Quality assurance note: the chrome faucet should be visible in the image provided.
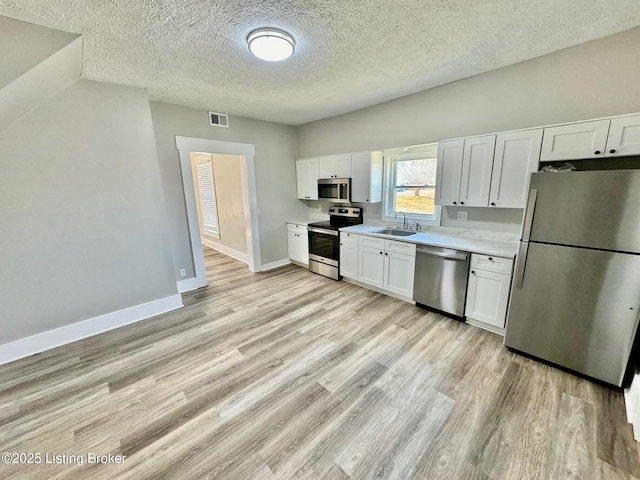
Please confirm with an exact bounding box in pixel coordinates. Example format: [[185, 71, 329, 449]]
[[394, 211, 407, 229]]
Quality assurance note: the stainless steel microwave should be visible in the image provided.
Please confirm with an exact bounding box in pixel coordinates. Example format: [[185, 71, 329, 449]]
[[318, 178, 350, 203]]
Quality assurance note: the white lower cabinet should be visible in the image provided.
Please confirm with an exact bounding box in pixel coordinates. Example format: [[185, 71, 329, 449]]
[[358, 245, 384, 288], [465, 254, 513, 333], [383, 250, 416, 298], [287, 223, 308, 265], [339, 232, 359, 280], [356, 235, 416, 299]]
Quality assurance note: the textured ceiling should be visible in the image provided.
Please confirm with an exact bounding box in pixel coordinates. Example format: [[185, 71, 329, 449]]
[[1, 1, 640, 125]]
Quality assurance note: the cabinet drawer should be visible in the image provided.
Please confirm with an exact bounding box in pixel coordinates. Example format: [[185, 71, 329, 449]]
[[384, 239, 416, 256], [470, 254, 513, 274], [287, 222, 307, 233], [359, 235, 385, 249], [340, 232, 359, 245]]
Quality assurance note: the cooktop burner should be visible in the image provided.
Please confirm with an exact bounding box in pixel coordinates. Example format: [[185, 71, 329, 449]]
[[308, 206, 363, 231]]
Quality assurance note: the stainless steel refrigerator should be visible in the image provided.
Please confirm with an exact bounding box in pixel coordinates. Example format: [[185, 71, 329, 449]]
[[505, 169, 640, 387]]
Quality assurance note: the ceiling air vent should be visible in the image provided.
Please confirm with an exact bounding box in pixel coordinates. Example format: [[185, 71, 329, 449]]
[[209, 111, 229, 128]]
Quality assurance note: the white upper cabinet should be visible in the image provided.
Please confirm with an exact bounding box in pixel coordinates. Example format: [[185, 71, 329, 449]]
[[606, 114, 640, 157], [436, 136, 495, 207], [459, 135, 496, 207], [296, 158, 319, 200], [351, 151, 383, 203], [489, 129, 543, 209], [318, 153, 352, 178], [435, 139, 464, 206], [540, 120, 610, 161]]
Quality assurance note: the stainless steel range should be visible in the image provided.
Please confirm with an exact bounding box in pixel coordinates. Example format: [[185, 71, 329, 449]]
[[308, 206, 362, 280]]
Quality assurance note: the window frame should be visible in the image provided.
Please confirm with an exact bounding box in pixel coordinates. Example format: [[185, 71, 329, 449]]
[[382, 144, 441, 226]]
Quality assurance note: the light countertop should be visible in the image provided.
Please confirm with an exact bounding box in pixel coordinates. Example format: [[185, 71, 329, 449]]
[[286, 219, 318, 226], [340, 225, 519, 258]]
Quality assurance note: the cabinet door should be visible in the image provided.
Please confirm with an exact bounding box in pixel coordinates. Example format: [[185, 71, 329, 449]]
[[296, 158, 319, 200], [383, 251, 416, 298], [318, 156, 335, 178], [287, 230, 298, 259], [540, 120, 610, 161], [334, 153, 352, 178], [459, 135, 495, 207], [351, 151, 383, 203], [606, 115, 640, 157], [358, 245, 384, 288], [296, 159, 308, 200], [288, 231, 306, 263], [465, 269, 510, 328], [435, 140, 464, 206], [339, 241, 358, 280], [297, 232, 308, 265], [489, 129, 542, 209]]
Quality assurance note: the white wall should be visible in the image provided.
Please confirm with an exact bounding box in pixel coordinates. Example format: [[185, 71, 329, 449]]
[[149, 101, 307, 279], [297, 26, 640, 232], [0, 15, 78, 89], [297, 27, 640, 156], [191, 152, 248, 255], [211, 153, 247, 254], [0, 80, 178, 344]]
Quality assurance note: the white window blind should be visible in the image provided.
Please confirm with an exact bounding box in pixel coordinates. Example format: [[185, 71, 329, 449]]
[[196, 160, 220, 235]]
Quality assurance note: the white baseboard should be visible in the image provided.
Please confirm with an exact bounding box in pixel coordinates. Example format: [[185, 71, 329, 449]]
[[177, 276, 206, 293], [625, 374, 640, 441], [201, 238, 248, 264], [261, 258, 292, 271], [0, 294, 183, 366]]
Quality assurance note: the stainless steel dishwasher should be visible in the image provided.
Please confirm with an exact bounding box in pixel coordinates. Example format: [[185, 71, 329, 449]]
[[413, 245, 470, 319]]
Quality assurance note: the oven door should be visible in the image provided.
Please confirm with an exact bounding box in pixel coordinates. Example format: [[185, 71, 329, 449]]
[[308, 228, 339, 266]]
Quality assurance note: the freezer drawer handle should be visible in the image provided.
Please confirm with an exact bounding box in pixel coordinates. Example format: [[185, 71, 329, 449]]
[[514, 242, 529, 289], [416, 246, 468, 261]]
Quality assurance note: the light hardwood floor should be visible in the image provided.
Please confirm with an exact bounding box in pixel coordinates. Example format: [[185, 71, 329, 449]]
[[1, 247, 639, 479]]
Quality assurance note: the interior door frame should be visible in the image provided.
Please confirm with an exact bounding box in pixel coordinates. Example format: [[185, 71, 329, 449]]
[[175, 136, 261, 292]]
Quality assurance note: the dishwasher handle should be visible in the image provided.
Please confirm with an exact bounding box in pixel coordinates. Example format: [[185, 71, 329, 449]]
[[416, 246, 468, 261]]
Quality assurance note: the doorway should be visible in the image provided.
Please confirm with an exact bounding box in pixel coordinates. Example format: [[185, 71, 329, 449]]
[[175, 137, 261, 293], [190, 152, 248, 263]]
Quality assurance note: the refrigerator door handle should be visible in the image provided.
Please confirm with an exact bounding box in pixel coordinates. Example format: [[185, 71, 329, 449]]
[[522, 189, 538, 242], [514, 241, 529, 289]]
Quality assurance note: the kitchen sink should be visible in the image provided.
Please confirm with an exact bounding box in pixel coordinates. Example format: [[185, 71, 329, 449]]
[[373, 228, 417, 237]]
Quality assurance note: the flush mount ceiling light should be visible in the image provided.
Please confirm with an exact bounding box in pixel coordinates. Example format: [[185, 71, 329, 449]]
[[247, 28, 295, 62]]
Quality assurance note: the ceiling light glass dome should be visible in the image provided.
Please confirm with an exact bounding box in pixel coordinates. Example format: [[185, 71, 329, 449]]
[[247, 28, 295, 62]]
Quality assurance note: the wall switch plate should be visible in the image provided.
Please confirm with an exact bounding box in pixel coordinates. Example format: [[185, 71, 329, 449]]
[[457, 211, 468, 221], [179, 269, 187, 277]]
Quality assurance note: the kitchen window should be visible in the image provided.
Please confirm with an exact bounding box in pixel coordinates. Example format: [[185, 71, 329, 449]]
[[383, 143, 441, 225]]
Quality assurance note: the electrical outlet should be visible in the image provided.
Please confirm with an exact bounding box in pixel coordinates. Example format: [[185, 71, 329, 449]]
[[457, 211, 468, 221], [179, 269, 187, 277]]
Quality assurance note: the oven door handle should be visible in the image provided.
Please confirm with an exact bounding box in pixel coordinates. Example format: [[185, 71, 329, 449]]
[[308, 227, 339, 236]]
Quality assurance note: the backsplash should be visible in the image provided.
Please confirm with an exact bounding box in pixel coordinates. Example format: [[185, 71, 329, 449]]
[[302, 200, 521, 242]]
